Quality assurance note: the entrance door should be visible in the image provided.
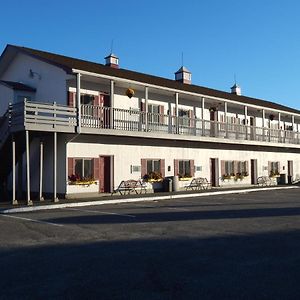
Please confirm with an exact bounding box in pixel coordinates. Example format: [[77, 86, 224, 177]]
[[288, 160, 293, 184], [99, 156, 113, 193], [250, 159, 258, 184], [210, 158, 219, 187]]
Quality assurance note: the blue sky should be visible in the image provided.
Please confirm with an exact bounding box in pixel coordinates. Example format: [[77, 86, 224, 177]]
[[1, 0, 300, 108]]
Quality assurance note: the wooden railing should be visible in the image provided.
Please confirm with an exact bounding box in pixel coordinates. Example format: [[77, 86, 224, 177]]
[[0, 101, 299, 146]]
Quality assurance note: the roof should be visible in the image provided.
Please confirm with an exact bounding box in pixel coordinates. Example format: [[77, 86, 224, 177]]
[[0, 80, 36, 92], [2, 44, 300, 115], [175, 66, 191, 74]]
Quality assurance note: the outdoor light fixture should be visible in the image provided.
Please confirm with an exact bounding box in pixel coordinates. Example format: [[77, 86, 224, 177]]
[[125, 88, 135, 98]]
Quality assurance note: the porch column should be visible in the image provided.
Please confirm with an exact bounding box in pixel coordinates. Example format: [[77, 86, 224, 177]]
[[292, 115, 295, 143], [278, 112, 281, 142], [262, 109, 265, 141], [145, 86, 149, 132], [110, 80, 114, 129], [17, 153, 23, 200], [168, 102, 172, 133], [25, 130, 32, 205], [193, 106, 197, 135], [201, 97, 205, 136], [12, 136, 17, 205], [244, 106, 248, 140], [53, 132, 59, 202], [175, 92, 179, 134], [76, 73, 81, 133], [39, 140, 44, 201], [224, 102, 228, 138]]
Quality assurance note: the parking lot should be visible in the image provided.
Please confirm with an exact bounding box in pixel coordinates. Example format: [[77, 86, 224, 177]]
[[1, 188, 300, 299]]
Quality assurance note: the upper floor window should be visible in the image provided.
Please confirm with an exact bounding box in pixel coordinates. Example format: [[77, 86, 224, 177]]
[[148, 104, 160, 123], [81, 94, 94, 105], [178, 109, 190, 127]]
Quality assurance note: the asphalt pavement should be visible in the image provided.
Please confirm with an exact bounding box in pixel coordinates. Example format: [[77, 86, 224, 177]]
[[1, 188, 300, 299]]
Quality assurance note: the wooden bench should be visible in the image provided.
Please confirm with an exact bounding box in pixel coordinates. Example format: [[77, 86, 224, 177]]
[[112, 179, 147, 195], [257, 176, 276, 186], [185, 177, 212, 191]]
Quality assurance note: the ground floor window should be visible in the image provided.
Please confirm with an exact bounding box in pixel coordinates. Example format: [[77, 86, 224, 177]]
[[269, 161, 280, 177], [221, 160, 249, 179], [174, 159, 195, 178], [74, 158, 93, 180], [141, 158, 165, 180]]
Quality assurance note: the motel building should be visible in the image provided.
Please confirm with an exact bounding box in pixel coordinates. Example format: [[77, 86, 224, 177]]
[[0, 44, 300, 205]]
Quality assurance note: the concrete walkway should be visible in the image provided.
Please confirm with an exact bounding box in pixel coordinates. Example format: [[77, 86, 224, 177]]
[[1, 185, 299, 214]]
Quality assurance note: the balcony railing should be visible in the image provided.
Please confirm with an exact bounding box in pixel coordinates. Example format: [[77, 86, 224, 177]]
[[1, 101, 299, 147], [81, 104, 300, 145]]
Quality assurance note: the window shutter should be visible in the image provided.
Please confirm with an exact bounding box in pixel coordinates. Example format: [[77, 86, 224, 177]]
[[93, 158, 99, 180], [141, 159, 147, 178], [190, 160, 195, 177], [159, 105, 164, 124], [221, 160, 225, 175], [68, 91, 74, 107], [245, 161, 249, 174], [277, 162, 280, 173], [160, 159, 165, 177], [99, 94, 104, 106], [68, 158, 74, 177], [268, 161, 271, 173], [93, 95, 100, 106], [174, 159, 179, 176]]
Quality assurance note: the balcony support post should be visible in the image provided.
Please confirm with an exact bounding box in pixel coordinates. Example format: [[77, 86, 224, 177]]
[[12, 136, 18, 205], [25, 130, 32, 206], [224, 102, 228, 138], [175, 92, 179, 134], [262, 109, 265, 141], [145, 86, 149, 132], [244, 106, 248, 140], [201, 97, 205, 136], [39, 140, 44, 201], [278, 112, 281, 142], [193, 106, 197, 136], [76, 73, 81, 133], [168, 102, 172, 133], [53, 132, 59, 202], [110, 80, 114, 129]]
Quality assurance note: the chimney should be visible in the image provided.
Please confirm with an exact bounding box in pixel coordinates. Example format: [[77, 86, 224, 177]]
[[105, 53, 119, 68], [175, 66, 191, 84], [231, 83, 242, 96]]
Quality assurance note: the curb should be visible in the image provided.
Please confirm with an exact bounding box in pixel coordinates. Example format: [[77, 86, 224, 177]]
[[1, 186, 298, 214]]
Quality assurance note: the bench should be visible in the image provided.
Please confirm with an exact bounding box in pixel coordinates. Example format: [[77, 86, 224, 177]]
[[185, 177, 212, 191], [112, 179, 147, 195], [257, 176, 276, 186]]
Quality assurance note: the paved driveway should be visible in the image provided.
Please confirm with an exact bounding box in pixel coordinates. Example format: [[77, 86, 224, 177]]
[[1, 188, 300, 299]]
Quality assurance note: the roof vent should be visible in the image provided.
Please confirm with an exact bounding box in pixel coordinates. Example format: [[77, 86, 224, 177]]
[[231, 83, 242, 96], [105, 53, 119, 68], [175, 66, 191, 84]]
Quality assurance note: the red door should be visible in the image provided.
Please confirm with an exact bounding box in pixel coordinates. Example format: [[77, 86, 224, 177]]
[[99, 156, 113, 193]]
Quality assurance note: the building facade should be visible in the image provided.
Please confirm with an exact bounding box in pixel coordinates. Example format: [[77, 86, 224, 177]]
[[0, 44, 300, 204]]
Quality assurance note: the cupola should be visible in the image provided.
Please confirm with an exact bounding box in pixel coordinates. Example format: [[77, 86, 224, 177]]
[[231, 83, 242, 96], [175, 66, 192, 84], [104, 53, 119, 68]]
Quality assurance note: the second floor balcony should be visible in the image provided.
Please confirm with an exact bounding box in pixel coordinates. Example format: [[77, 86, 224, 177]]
[[2, 100, 300, 148]]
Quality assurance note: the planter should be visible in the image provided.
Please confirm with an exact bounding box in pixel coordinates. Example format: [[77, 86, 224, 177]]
[[179, 177, 193, 181]]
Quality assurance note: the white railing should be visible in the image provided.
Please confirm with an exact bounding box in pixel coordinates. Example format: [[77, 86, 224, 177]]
[[1, 102, 300, 146]]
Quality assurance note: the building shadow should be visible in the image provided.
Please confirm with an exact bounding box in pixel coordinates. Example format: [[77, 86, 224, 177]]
[[1, 230, 300, 299]]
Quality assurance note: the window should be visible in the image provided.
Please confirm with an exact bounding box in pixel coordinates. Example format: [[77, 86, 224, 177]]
[[237, 161, 247, 174], [225, 161, 234, 175], [178, 109, 190, 127], [269, 161, 280, 176], [179, 160, 191, 177], [75, 159, 93, 179], [147, 159, 161, 174], [81, 94, 94, 105], [148, 104, 160, 124]]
